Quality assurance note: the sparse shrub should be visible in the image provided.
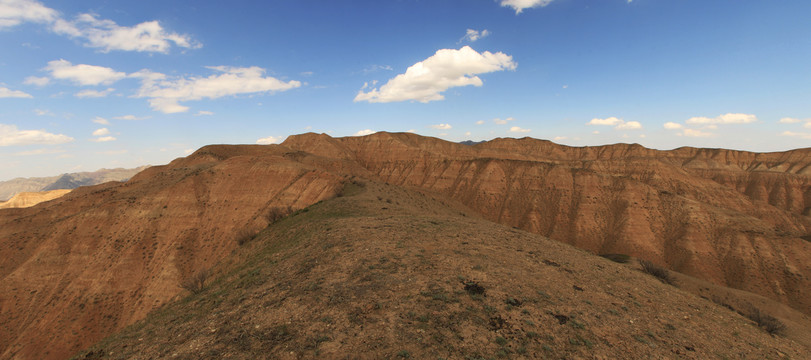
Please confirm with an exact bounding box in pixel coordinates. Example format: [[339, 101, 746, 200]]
[[264, 206, 292, 224], [639, 260, 675, 285], [235, 228, 257, 246], [494, 336, 507, 346], [464, 281, 485, 296], [600, 253, 631, 263], [396, 350, 411, 358], [180, 269, 209, 294], [743, 305, 786, 335]]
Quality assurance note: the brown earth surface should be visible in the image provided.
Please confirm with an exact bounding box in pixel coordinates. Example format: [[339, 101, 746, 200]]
[[0, 189, 72, 209], [75, 180, 808, 359], [0, 132, 809, 359]]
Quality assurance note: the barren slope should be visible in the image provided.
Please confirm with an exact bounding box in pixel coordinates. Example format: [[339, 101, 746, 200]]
[[0, 146, 355, 359], [0, 189, 72, 209], [74, 180, 808, 359], [283, 133, 811, 315]]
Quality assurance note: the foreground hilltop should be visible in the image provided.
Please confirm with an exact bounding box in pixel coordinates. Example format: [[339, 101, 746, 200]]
[[76, 180, 807, 359], [0, 132, 808, 359]]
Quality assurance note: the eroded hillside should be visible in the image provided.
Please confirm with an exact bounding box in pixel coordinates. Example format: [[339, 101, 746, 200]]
[[282, 132, 811, 315], [75, 180, 808, 359]]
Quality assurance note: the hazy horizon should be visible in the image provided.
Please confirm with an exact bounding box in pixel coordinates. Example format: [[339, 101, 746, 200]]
[[1, 0, 810, 180]]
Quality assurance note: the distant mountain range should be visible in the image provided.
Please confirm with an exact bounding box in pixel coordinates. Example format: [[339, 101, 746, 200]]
[[0, 166, 149, 201]]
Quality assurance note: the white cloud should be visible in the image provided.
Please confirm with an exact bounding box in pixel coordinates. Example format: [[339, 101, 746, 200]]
[[91, 136, 116, 142], [587, 117, 623, 126], [354, 46, 516, 103], [805, 122, 811, 129], [52, 13, 198, 53], [781, 131, 811, 140], [553, 136, 567, 141], [462, 29, 490, 42], [0, 0, 57, 28], [92, 116, 109, 125], [779, 117, 802, 124], [616, 121, 642, 130], [493, 117, 515, 125], [112, 114, 150, 121], [75, 87, 114, 98], [92, 128, 109, 136], [686, 113, 757, 125], [1, 0, 197, 53], [134, 66, 301, 113], [682, 128, 713, 138], [588, 117, 642, 130], [0, 86, 32, 98], [476, 120, 485, 125], [33, 108, 53, 116], [406, 129, 416, 133], [510, 126, 531, 133], [354, 129, 375, 136], [45, 59, 126, 86], [592, 130, 599, 134], [500, 0, 554, 14], [23, 76, 50, 86], [430, 123, 452, 130], [195, 110, 214, 116], [663, 122, 683, 130], [256, 135, 282, 145], [0, 123, 73, 146]]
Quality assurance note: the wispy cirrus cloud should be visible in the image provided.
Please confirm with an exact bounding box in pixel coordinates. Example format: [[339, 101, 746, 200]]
[[354, 46, 516, 103], [1, 0, 198, 53], [0, 86, 32, 98], [75, 88, 114, 98], [133, 66, 302, 113]]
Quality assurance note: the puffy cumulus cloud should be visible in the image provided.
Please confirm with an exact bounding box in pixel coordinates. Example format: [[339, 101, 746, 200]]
[[587, 117, 642, 130], [686, 113, 757, 125], [354, 46, 516, 103], [0, 123, 73, 146], [0, 0, 57, 28], [509, 126, 531, 133], [616, 121, 642, 130], [553, 136, 567, 141], [91, 136, 116, 142], [256, 135, 282, 145], [0, 86, 32, 98], [354, 129, 375, 136], [23, 76, 50, 86], [462, 29, 489, 42], [663, 122, 683, 130], [682, 129, 713, 138], [45, 59, 126, 86], [75, 87, 114, 98], [500, 0, 554, 14], [52, 13, 199, 53], [134, 66, 302, 113], [430, 123, 452, 130], [92, 128, 109, 136], [475, 120, 485, 125], [781, 131, 811, 140], [493, 117, 515, 125]]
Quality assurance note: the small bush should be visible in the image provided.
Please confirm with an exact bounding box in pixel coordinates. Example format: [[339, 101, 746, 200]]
[[600, 253, 631, 263], [639, 260, 675, 285], [265, 206, 292, 224], [744, 305, 786, 335], [235, 228, 257, 246], [180, 269, 209, 294]]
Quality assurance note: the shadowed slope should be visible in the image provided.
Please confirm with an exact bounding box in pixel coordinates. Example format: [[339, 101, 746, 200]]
[[74, 181, 808, 359]]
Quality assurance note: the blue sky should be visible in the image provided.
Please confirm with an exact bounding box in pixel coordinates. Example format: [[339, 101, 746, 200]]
[[1, 0, 810, 180]]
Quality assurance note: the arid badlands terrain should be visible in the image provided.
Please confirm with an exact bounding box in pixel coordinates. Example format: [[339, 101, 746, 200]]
[[1, 132, 809, 359]]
